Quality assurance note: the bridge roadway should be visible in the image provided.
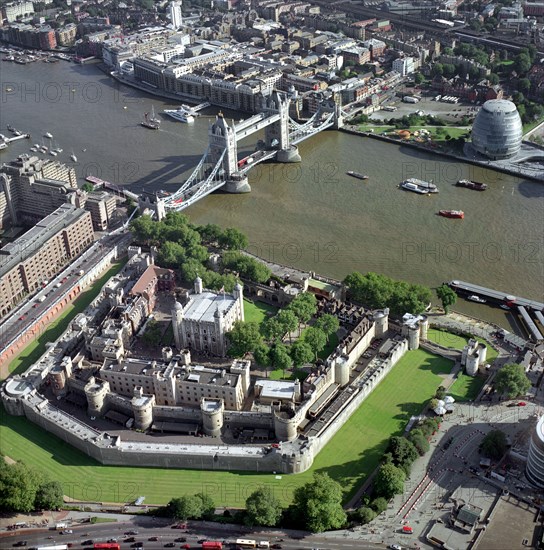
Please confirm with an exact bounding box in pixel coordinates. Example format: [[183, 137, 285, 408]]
[[234, 112, 281, 140]]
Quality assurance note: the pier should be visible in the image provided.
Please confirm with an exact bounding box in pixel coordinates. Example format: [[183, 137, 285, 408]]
[[448, 280, 544, 341]]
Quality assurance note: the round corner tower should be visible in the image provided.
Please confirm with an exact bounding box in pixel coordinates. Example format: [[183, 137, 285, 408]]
[[200, 397, 224, 437]]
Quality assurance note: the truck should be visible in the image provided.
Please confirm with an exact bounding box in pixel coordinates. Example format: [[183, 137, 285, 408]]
[[402, 96, 419, 103], [78, 269, 84, 276], [38, 295, 46, 303]]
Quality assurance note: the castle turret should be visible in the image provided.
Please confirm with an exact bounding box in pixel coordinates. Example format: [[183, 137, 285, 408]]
[[131, 386, 155, 430], [234, 282, 244, 322], [84, 377, 110, 417], [334, 357, 350, 387], [408, 325, 420, 350], [201, 398, 224, 437], [194, 276, 203, 294], [274, 404, 297, 441], [373, 308, 389, 338], [420, 315, 428, 340], [231, 359, 251, 396]]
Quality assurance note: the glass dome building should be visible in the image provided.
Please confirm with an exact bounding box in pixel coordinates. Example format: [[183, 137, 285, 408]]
[[526, 415, 544, 488], [471, 99, 523, 160]]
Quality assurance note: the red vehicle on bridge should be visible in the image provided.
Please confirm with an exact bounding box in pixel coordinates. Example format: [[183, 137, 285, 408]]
[[201, 542, 223, 549], [94, 544, 121, 550]]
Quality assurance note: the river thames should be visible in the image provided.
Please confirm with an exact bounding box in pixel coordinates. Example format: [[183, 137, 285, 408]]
[[1, 60, 542, 328]]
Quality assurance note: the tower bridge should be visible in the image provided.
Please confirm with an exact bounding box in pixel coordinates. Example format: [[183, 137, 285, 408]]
[[142, 91, 345, 217]]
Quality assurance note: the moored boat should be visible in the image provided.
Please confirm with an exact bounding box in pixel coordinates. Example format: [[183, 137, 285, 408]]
[[44, 132, 53, 139], [346, 171, 369, 180], [467, 295, 486, 303], [163, 107, 195, 123], [455, 179, 487, 191], [438, 210, 464, 219]]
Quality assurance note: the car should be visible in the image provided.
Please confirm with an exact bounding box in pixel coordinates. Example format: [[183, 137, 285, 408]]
[[271, 545, 282, 550], [174, 538, 187, 543], [148, 537, 159, 541], [507, 402, 517, 407], [389, 545, 402, 550], [181, 545, 190, 550], [18, 315, 26, 321], [13, 542, 28, 547], [125, 531, 139, 536], [62, 530, 73, 535], [82, 541, 94, 546], [402, 526, 413, 534], [107, 539, 118, 543], [172, 523, 187, 529], [164, 544, 176, 548], [518, 401, 527, 406], [124, 537, 136, 543], [130, 544, 143, 549]]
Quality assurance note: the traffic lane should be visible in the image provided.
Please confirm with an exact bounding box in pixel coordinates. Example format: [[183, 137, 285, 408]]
[[0, 523, 387, 550]]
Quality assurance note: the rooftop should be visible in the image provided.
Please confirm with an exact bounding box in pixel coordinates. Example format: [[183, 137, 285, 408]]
[[256, 379, 297, 401], [182, 290, 237, 324]]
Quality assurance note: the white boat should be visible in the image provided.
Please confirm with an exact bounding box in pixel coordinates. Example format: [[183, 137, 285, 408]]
[[55, 147, 63, 153], [467, 295, 486, 304], [41, 146, 48, 152], [50, 150, 58, 157], [70, 151, 78, 162], [400, 178, 439, 194], [30, 146, 37, 152], [163, 107, 194, 123], [44, 132, 53, 139], [0, 141, 7, 150]]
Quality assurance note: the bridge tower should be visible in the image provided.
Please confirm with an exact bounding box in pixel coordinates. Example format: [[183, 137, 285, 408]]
[[265, 90, 301, 163], [333, 101, 344, 130], [209, 113, 251, 194]]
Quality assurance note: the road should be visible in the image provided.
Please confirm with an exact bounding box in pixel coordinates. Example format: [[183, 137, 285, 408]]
[[0, 231, 130, 352], [0, 520, 388, 550]]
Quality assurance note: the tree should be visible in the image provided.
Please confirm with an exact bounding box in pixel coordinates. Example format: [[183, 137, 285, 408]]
[[373, 463, 406, 500], [488, 73, 500, 85], [167, 495, 202, 521], [0, 461, 44, 513], [197, 223, 223, 244], [263, 317, 286, 343], [357, 506, 376, 524], [292, 473, 347, 532], [514, 52, 532, 75], [315, 314, 340, 342], [253, 343, 271, 369], [142, 319, 162, 346], [34, 481, 63, 511], [290, 339, 314, 367], [275, 309, 298, 342], [130, 214, 160, 245], [387, 436, 418, 474], [517, 78, 531, 94], [494, 363, 531, 399], [287, 293, 317, 329], [414, 72, 424, 85], [408, 429, 430, 456], [227, 321, 263, 357], [431, 63, 444, 77], [435, 386, 447, 400], [270, 343, 293, 377], [218, 227, 248, 250], [82, 182, 94, 192], [303, 327, 327, 360], [157, 241, 186, 268], [480, 429, 508, 460], [179, 259, 206, 283], [370, 497, 388, 515], [245, 486, 283, 527], [442, 63, 456, 79], [194, 492, 215, 520]]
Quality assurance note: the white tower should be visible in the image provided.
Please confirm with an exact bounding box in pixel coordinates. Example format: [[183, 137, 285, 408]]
[[169, 0, 183, 30]]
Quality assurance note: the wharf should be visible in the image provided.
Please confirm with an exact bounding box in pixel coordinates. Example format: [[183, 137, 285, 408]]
[[448, 280, 543, 312]]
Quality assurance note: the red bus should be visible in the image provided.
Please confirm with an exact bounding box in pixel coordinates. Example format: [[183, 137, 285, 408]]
[[94, 544, 121, 550], [202, 542, 223, 549]]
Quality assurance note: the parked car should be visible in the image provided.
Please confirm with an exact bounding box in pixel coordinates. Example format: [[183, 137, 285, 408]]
[[518, 401, 527, 407]]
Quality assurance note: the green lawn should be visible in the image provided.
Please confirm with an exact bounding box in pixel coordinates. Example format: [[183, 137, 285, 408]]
[[5, 262, 126, 379], [0, 347, 453, 507], [426, 328, 498, 363], [243, 299, 277, 333], [357, 124, 469, 142], [448, 372, 485, 402]]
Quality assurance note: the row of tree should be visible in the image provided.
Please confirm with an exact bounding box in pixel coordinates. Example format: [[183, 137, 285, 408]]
[[356, 417, 439, 524], [0, 460, 63, 513], [130, 213, 274, 293], [161, 473, 347, 533], [343, 272, 432, 315]]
